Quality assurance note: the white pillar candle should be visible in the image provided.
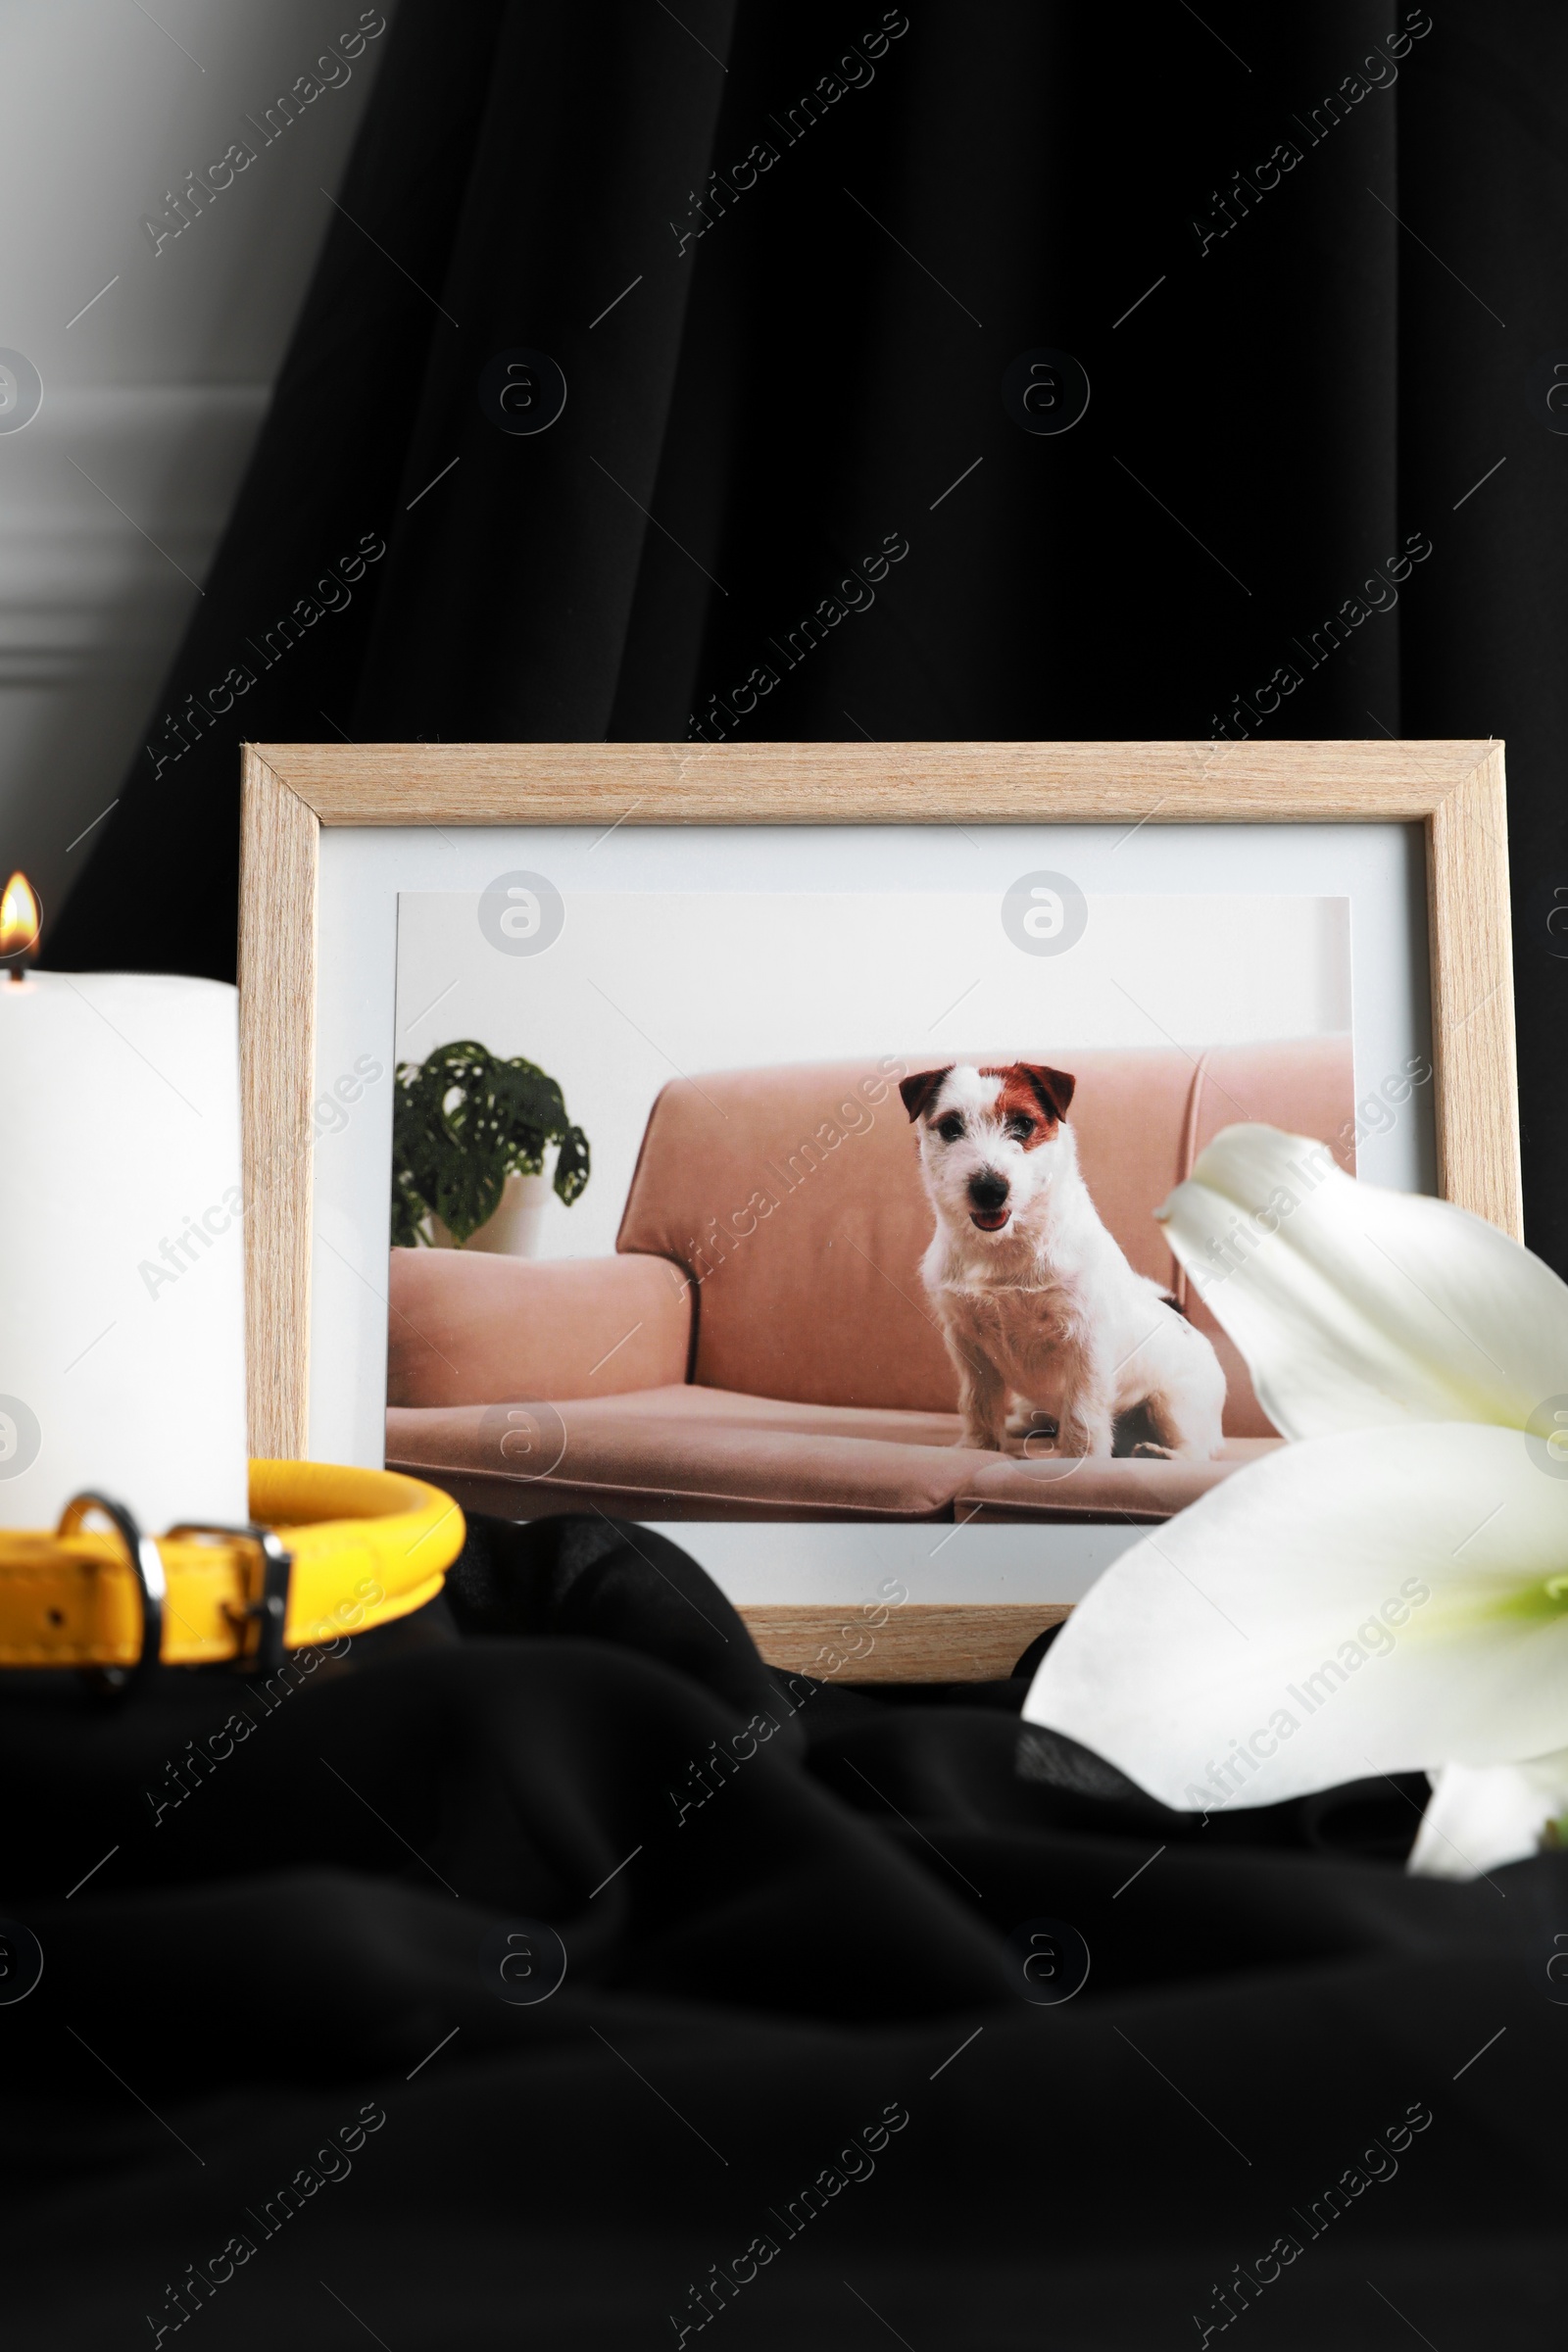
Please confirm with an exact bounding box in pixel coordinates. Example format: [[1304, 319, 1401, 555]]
[[0, 968, 248, 1532]]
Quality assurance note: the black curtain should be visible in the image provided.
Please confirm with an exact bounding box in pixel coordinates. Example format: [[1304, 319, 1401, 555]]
[[46, 0, 1568, 1269]]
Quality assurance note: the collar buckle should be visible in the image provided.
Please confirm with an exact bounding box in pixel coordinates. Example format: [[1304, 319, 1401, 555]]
[[166, 1522, 294, 1674]]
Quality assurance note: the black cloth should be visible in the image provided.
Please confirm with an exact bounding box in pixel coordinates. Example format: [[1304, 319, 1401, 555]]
[[43, 0, 1568, 1278], [7, 1516, 1560, 2345]]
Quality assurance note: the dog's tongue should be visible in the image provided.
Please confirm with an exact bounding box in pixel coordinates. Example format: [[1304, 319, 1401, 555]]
[[970, 1208, 1010, 1232]]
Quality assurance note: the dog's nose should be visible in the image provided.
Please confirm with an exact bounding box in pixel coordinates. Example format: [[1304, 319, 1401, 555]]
[[968, 1170, 1009, 1212]]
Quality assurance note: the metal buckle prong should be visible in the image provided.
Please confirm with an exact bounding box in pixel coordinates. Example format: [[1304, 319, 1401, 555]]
[[166, 1521, 293, 1675]]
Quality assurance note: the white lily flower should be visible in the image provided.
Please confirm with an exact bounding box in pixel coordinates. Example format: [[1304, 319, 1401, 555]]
[[1411, 1748, 1568, 1880], [1022, 1125, 1568, 1879]]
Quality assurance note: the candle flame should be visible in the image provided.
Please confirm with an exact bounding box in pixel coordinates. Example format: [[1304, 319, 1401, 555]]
[[0, 871, 41, 960]]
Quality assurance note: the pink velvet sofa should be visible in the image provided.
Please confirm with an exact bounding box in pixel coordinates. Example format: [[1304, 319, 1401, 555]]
[[385, 1039, 1352, 1523]]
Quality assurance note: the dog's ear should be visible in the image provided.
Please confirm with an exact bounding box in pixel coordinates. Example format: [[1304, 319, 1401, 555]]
[[1018, 1064, 1076, 1121], [899, 1067, 953, 1122]]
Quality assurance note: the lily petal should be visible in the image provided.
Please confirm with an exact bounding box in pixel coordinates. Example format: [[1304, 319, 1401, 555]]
[[1158, 1124, 1568, 1441], [1407, 1749, 1568, 1881], [1022, 1423, 1568, 1811]]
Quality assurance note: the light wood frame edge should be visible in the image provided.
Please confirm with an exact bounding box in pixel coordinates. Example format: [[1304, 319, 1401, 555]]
[[238, 738, 1521, 1676], [742, 1602, 1072, 1683], [1426, 743, 1519, 1233], [240, 746, 319, 1465]]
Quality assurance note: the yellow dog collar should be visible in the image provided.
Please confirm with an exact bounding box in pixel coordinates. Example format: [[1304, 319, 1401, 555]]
[[0, 1462, 464, 1689]]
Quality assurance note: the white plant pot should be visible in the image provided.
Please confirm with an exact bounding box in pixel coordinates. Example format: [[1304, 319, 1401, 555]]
[[426, 1166, 553, 1256]]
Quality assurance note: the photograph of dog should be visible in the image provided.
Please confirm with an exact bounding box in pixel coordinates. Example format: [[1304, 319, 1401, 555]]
[[900, 1061, 1227, 1461], [383, 884, 1360, 1530]]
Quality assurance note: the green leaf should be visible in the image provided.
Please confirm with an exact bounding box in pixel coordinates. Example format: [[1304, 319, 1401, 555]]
[[391, 1040, 591, 1246], [555, 1124, 591, 1205]]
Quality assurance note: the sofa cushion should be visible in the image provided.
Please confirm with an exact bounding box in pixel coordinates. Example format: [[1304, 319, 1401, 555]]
[[613, 1041, 1351, 1436], [386, 1388, 1281, 1524], [542, 1384, 968, 1448], [387, 1385, 995, 1521], [956, 1436, 1282, 1520], [386, 1247, 690, 1408]]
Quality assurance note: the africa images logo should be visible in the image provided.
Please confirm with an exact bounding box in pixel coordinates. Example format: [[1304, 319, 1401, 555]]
[[478, 872, 565, 956]]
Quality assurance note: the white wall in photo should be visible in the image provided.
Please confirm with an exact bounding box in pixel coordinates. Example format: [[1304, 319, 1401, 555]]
[[394, 888, 1353, 1263]]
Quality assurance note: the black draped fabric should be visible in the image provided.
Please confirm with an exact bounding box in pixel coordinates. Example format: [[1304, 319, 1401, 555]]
[[43, 0, 1568, 1272], [7, 1517, 1562, 2347]]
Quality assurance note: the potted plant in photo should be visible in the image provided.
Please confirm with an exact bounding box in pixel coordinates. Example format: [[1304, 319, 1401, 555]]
[[391, 1040, 590, 1254]]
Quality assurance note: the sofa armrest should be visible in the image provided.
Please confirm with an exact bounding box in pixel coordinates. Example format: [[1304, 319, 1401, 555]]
[[387, 1247, 691, 1408]]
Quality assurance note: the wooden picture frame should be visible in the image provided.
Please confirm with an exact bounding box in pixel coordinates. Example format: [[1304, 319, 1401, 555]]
[[239, 738, 1519, 1680]]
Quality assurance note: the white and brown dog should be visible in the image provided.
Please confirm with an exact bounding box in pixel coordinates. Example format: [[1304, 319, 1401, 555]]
[[900, 1061, 1226, 1461]]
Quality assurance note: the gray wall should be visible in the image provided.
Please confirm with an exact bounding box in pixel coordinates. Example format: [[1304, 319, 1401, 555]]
[[0, 2, 394, 935]]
